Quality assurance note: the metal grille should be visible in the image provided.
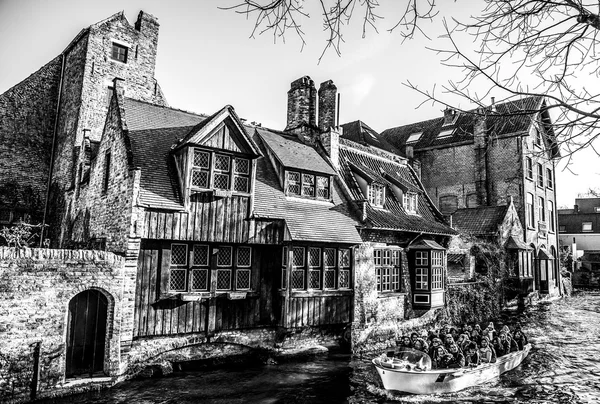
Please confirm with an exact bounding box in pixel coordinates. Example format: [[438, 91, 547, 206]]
[[193, 149, 210, 168], [324, 248, 335, 267], [169, 268, 186, 291], [192, 169, 209, 188], [217, 269, 232, 290], [236, 269, 251, 290], [233, 176, 249, 192], [339, 269, 350, 288], [309, 269, 321, 289], [308, 247, 321, 267], [324, 269, 335, 289], [317, 176, 329, 198], [237, 247, 251, 267], [291, 269, 305, 289], [191, 268, 208, 290], [193, 245, 209, 266], [292, 247, 305, 267], [171, 244, 187, 265], [217, 247, 232, 266], [215, 154, 230, 171], [302, 174, 315, 196], [340, 249, 350, 267], [214, 173, 230, 190], [234, 158, 250, 174]]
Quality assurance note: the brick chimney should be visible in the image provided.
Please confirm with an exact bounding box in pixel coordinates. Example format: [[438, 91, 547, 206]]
[[318, 80, 337, 131], [443, 107, 458, 126], [285, 76, 317, 131], [320, 127, 341, 169], [135, 11, 159, 34]]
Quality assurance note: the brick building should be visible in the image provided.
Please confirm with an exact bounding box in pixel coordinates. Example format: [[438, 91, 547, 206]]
[[379, 99, 561, 295]]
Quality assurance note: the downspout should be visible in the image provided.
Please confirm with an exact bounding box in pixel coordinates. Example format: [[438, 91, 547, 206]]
[[40, 53, 66, 247]]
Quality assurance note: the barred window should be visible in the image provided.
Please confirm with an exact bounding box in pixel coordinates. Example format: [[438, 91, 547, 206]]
[[281, 246, 352, 291], [287, 171, 301, 195], [214, 154, 231, 190], [286, 171, 331, 200], [291, 247, 306, 289], [233, 158, 250, 193], [191, 148, 251, 193], [167, 244, 253, 293], [302, 174, 315, 197]]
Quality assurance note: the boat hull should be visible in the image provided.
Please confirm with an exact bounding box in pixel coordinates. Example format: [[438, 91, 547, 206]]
[[373, 344, 531, 394]]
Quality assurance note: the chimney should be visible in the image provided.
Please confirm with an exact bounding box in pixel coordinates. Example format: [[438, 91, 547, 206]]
[[443, 107, 457, 126], [285, 76, 316, 131], [135, 11, 160, 33], [491, 97, 496, 112], [320, 126, 341, 169], [405, 145, 414, 159], [318, 80, 337, 131], [574, 204, 579, 213]]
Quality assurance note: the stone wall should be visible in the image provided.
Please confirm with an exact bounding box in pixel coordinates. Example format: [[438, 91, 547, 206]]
[[0, 57, 62, 224], [0, 247, 129, 403]]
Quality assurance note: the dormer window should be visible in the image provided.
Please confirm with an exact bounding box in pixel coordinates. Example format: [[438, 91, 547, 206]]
[[191, 148, 250, 193], [286, 171, 331, 200], [403, 192, 418, 214], [368, 183, 385, 208]]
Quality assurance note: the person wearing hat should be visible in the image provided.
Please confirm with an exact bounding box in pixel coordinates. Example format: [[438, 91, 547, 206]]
[[484, 322, 497, 341]]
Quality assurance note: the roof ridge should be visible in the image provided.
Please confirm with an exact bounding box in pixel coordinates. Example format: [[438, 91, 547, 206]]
[[124, 97, 209, 118], [340, 138, 406, 166]]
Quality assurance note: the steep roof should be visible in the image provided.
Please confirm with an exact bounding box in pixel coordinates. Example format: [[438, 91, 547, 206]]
[[124, 98, 207, 209], [451, 205, 510, 236], [252, 129, 362, 244], [380, 96, 558, 154], [256, 128, 336, 176], [338, 138, 455, 236], [340, 120, 401, 154]]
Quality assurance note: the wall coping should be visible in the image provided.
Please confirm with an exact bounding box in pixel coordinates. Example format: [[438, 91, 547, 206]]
[[0, 247, 124, 264]]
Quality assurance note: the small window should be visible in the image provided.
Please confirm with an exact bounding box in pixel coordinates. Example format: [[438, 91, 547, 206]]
[[535, 127, 543, 147], [287, 171, 301, 195], [369, 183, 386, 208], [538, 196, 545, 222], [559, 225, 566, 232], [102, 151, 111, 193], [437, 128, 454, 139], [547, 201, 555, 232], [406, 132, 422, 143], [525, 157, 533, 179], [582, 222, 593, 232], [375, 248, 401, 293], [291, 246, 305, 289], [415, 267, 428, 290], [415, 251, 428, 266], [111, 43, 128, 63], [302, 173, 315, 197], [537, 163, 544, 188], [546, 168, 553, 189], [527, 193, 535, 227], [403, 192, 418, 214], [316, 176, 330, 199]]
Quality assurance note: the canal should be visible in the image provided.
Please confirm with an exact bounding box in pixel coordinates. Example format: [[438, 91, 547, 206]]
[[40, 291, 600, 404]]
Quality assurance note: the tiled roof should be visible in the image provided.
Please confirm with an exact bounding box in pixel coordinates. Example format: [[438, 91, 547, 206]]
[[407, 239, 446, 250], [252, 131, 362, 244], [256, 128, 337, 176], [124, 98, 207, 209], [338, 139, 455, 236], [447, 253, 466, 264], [380, 96, 544, 151], [451, 205, 509, 236], [340, 120, 401, 154]]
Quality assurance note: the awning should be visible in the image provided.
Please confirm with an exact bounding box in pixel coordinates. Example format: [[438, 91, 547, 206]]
[[407, 239, 445, 250], [504, 236, 530, 250]]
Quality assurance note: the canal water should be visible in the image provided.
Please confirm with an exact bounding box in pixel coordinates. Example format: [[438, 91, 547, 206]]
[[41, 291, 600, 404]]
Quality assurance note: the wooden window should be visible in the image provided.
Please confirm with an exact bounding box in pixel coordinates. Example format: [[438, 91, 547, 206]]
[[291, 246, 305, 289], [537, 163, 544, 187], [525, 157, 533, 179], [369, 183, 385, 208], [286, 171, 330, 200], [431, 251, 444, 290], [191, 149, 250, 193], [339, 248, 351, 289], [213, 154, 231, 191], [191, 245, 209, 291], [415, 251, 428, 266], [169, 244, 188, 292], [316, 176, 330, 199], [415, 267, 428, 290], [582, 222, 593, 232], [191, 149, 210, 189], [236, 246, 252, 290], [102, 151, 111, 193], [375, 248, 401, 292], [546, 168, 553, 189], [287, 171, 301, 195], [527, 193, 535, 227], [283, 246, 351, 290], [547, 201, 555, 232], [538, 196, 545, 222], [302, 174, 315, 197], [111, 43, 128, 63], [403, 192, 418, 214], [233, 158, 250, 193], [308, 247, 321, 289], [323, 248, 336, 289]]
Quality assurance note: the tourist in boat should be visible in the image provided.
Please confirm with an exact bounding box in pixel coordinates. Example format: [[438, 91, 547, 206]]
[[432, 346, 451, 369], [450, 327, 460, 342], [413, 337, 429, 353], [438, 323, 451, 338], [501, 325, 513, 338], [484, 322, 497, 341], [501, 331, 519, 353], [478, 336, 494, 364], [513, 328, 528, 350], [457, 333, 471, 352], [464, 342, 480, 367], [471, 324, 482, 345], [398, 335, 412, 349], [410, 332, 420, 348], [444, 343, 466, 369], [443, 333, 455, 349], [429, 338, 444, 364], [492, 334, 507, 357]]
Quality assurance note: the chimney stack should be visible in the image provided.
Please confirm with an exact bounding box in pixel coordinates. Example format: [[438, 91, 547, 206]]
[[443, 107, 457, 126], [285, 76, 316, 131], [318, 80, 337, 131]]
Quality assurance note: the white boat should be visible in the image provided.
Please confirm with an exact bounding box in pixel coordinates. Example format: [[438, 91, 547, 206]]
[[372, 344, 532, 394]]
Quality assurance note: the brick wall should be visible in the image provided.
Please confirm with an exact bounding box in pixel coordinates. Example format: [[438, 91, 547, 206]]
[[0, 57, 62, 223], [0, 247, 127, 403]]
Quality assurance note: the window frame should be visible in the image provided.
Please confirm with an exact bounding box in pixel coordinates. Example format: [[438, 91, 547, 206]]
[[546, 167, 553, 189], [110, 42, 128, 63], [368, 182, 386, 208], [538, 196, 545, 223], [190, 148, 251, 194], [537, 163, 544, 188], [403, 192, 418, 214], [286, 170, 331, 200], [547, 200, 555, 232], [374, 247, 402, 293], [526, 193, 535, 228], [281, 246, 352, 291], [582, 222, 593, 232], [525, 157, 533, 180]]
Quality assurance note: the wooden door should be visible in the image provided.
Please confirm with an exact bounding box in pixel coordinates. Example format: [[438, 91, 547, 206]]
[[66, 290, 108, 377]]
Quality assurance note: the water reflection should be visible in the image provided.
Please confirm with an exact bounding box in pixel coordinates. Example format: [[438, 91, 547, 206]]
[[40, 292, 600, 404]]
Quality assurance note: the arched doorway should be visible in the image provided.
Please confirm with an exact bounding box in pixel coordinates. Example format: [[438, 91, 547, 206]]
[[66, 289, 108, 378]]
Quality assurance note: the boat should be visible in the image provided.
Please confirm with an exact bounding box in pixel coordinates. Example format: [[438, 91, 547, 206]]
[[372, 344, 532, 394]]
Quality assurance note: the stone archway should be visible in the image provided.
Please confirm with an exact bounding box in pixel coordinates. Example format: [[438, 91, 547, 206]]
[[65, 289, 108, 378]]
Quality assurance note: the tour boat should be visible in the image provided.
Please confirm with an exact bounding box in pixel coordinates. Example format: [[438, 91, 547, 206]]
[[372, 344, 532, 394]]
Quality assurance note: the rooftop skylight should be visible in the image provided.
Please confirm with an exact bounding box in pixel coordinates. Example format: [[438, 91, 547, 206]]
[[407, 132, 422, 143], [437, 128, 454, 139]]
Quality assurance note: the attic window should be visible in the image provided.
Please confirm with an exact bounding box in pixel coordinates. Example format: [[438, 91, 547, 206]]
[[191, 148, 250, 193], [111, 43, 128, 63], [535, 127, 543, 147], [403, 192, 418, 214], [406, 132, 422, 143], [286, 171, 331, 200], [437, 128, 454, 139], [368, 183, 385, 208]]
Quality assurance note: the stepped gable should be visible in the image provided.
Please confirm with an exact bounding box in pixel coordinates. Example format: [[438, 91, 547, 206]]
[[252, 128, 361, 244], [338, 138, 455, 236]]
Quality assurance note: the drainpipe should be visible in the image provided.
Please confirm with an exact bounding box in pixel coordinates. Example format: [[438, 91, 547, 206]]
[[40, 53, 66, 247]]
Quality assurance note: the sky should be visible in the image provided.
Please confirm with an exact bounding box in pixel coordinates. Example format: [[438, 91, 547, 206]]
[[0, 0, 598, 207]]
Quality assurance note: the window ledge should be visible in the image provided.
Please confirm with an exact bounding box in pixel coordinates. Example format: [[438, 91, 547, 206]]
[[377, 292, 406, 299], [278, 289, 353, 297], [285, 196, 334, 205]]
